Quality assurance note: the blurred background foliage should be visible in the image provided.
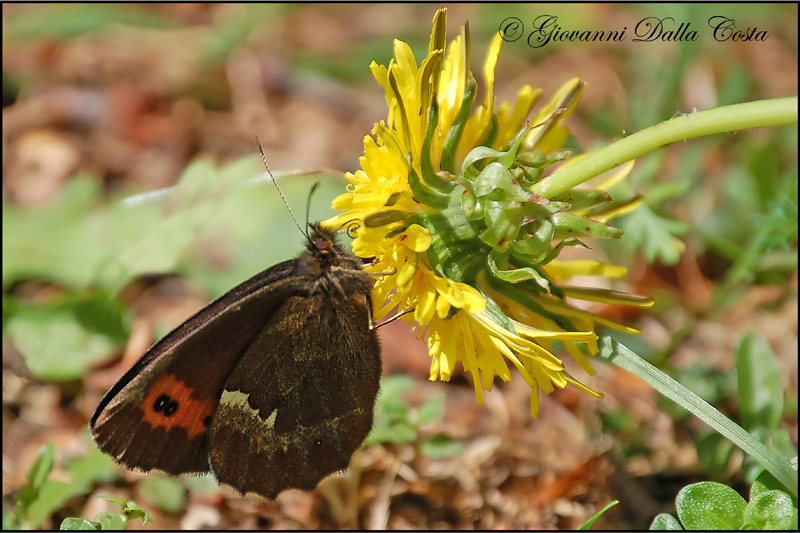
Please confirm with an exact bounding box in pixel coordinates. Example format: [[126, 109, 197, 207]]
[[2, 3, 797, 530]]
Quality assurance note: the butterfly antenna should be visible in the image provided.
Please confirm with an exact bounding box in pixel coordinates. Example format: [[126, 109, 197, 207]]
[[305, 181, 321, 232], [255, 136, 306, 238]]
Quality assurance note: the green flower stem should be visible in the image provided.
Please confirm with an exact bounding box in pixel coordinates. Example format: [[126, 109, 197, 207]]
[[534, 97, 798, 198], [597, 336, 798, 500]]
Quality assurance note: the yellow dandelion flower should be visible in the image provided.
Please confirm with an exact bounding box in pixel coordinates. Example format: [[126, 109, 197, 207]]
[[324, 8, 653, 417]]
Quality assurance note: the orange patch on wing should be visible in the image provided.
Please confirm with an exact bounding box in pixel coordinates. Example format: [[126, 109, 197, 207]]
[[142, 374, 214, 438]]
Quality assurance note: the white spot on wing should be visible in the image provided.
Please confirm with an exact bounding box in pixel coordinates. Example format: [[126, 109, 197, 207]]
[[264, 408, 277, 430], [220, 390, 254, 412], [221, 390, 277, 434]]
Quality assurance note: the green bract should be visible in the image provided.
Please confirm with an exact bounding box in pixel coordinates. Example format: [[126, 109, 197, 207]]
[[398, 116, 627, 305]]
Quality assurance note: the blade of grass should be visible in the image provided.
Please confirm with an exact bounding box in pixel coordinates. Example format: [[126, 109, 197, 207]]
[[597, 336, 798, 499]]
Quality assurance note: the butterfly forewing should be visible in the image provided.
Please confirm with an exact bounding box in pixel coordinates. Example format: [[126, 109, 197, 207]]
[[90, 260, 307, 475]]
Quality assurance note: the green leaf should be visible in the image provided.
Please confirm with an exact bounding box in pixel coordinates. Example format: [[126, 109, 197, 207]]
[[414, 393, 445, 426], [15, 442, 55, 523], [137, 475, 186, 514], [7, 304, 120, 381], [4, 500, 18, 530], [2, 175, 107, 290], [96, 498, 151, 526], [367, 423, 417, 445], [26, 442, 56, 491], [96, 496, 125, 507], [73, 294, 129, 343], [752, 457, 798, 508], [26, 445, 116, 527], [59, 517, 100, 530], [420, 434, 462, 459], [696, 431, 735, 480], [599, 409, 637, 432], [736, 331, 783, 431], [369, 376, 459, 449], [121, 502, 150, 526], [675, 482, 746, 530], [649, 513, 684, 530], [93, 513, 125, 530], [60, 497, 150, 529], [742, 490, 798, 530], [368, 375, 417, 445], [758, 181, 798, 252], [27, 482, 82, 528], [616, 204, 689, 265], [185, 474, 220, 497], [377, 374, 416, 401]]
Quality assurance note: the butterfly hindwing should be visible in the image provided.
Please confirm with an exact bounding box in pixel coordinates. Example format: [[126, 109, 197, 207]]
[[209, 287, 381, 498]]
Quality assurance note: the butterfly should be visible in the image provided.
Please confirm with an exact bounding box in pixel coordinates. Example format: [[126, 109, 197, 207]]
[[90, 221, 382, 499]]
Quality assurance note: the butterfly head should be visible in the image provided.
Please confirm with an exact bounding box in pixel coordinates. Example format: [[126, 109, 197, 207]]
[[297, 223, 371, 295]]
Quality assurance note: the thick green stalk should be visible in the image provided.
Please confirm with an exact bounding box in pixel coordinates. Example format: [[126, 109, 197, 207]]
[[534, 97, 798, 198]]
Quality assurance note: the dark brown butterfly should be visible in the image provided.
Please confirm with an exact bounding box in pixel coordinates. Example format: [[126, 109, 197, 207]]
[[91, 165, 382, 499]]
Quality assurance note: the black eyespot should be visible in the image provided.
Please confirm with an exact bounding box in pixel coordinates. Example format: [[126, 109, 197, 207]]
[[203, 415, 212, 428], [164, 400, 179, 417], [153, 394, 170, 413], [153, 394, 179, 417]]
